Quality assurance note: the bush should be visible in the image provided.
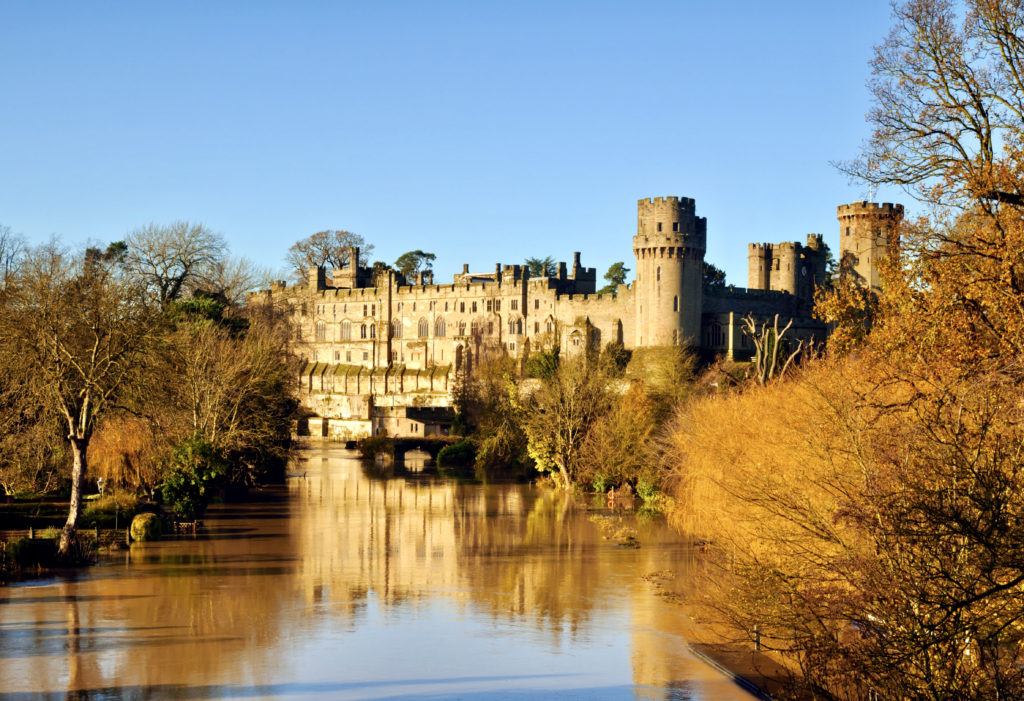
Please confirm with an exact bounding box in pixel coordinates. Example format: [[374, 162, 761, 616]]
[[437, 440, 475, 468], [359, 435, 394, 461], [4, 537, 57, 570], [160, 436, 228, 519], [129, 513, 162, 542], [83, 491, 139, 524]]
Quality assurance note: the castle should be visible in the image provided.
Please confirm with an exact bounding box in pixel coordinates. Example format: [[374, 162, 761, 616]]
[[250, 197, 902, 441]]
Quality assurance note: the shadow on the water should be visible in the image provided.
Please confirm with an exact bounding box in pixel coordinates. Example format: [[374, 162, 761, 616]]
[[0, 633, 244, 660], [0, 594, 153, 606], [0, 674, 598, 700]]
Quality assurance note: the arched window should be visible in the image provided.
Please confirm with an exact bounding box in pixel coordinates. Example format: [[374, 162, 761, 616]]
[[470, 320, 480, 335], [370, 324, 376, 338], [418, 318, 429, 338], [360, 324, 367, 339], [341, 320, 352, 340], [435, 318, 446, 337], [391, 319, 402, 338], [458, 321, 467, 335], [315, 321, 326, 341], [508, 319, 516, 335]]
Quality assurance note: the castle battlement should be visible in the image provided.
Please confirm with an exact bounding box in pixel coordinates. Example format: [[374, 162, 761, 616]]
[[837, 201, 904, 216]]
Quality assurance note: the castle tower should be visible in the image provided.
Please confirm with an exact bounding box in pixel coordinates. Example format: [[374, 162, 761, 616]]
[[633, 196, 706, 347], [769, 242, 800, 295], [747, 243, 772, 290], [837, 202, 903, 291]]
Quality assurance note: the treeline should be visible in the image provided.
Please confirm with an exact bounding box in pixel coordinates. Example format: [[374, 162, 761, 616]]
[[449, 341, 706, 501], [661, 1, 1024, 697], [0, 223, 297, 557]]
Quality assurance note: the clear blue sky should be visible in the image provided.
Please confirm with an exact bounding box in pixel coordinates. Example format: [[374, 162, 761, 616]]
[[0, 1, 903, 287]]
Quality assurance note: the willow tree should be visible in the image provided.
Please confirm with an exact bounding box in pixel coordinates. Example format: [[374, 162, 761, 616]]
[[0, 243, 157, 556]]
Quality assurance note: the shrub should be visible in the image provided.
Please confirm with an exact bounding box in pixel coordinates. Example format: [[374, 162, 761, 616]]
[[437, 440, 474, 468], [160, 435, 228, 519], [129, 513, 162, 542], [359, 435, 394, 461], [4, 537, 58, 570]]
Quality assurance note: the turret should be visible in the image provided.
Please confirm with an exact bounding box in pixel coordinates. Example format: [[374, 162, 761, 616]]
[[632, 196, 706, 347], [837, 202, 903, 291]]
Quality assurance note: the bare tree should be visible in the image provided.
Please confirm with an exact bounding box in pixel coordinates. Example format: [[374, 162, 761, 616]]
[[125, 221, 226, 307], [0, 243, 158, 555], [840, 0, 1024, 210], [286, 230, 372, 281], [203, 256, 276, 306], [0, 225, 26, 289], [741, 314, 803, 385]]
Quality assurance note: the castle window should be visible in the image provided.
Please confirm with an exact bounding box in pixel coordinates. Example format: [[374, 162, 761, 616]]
[[487, 321, 493, 335], [341, 320, 352, 340], [397, 302, 402, 312], [657, 267, 661, 282], [370, 324, 375, 338], [313, 350, 318, 362], [332, 304, 337, 317], [371, 305, 375, 316], [672, 222, 679, 232], [509, 342, 515, 351], [412, 302, 416, 311], [392, 351, 397, 362], [346, 350, 352, 362], [472, 301, 478, 313], [509, 320, 515, 334], [391, 319, 402, 338], [334, 351, 340, 362], [363, 351, 368, 360], [459, 321, 467, 335], [486, 300, 493, 313], [445, 302, 449, 311], [534, 299, 539, 310], [470, 320, 480, 335], [511, 299, 518, 311], [673, 296, 678, 312], [363, 304, 367, 317], [360, 324, 367, 339], [418, 318, 429, 337], [435, 318, 446, 337], [657, 222, 663, 232], [429, 301, 435, 311], [546, 321, 553, 333], [494, 300, 500, 312], [315, 321, 327, 342], [845, 227, 850, 237], [460, 302, 465, 313]]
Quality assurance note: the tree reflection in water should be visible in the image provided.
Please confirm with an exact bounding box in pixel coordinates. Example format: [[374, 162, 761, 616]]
[[0, 445, 750, 700]]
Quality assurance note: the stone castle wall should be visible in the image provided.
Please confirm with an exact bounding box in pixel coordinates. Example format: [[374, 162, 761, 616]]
[[252, 196, 897, 439]]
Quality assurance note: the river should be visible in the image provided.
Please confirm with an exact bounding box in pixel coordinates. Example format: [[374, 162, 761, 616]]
[[0, 445, 751, 700]]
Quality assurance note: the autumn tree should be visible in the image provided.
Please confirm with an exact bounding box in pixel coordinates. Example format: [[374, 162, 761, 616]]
[[517, 358, 612, 490], [125, 221, 226, 307], [0, 243, 158, 555], [286, 230, 372, 281]]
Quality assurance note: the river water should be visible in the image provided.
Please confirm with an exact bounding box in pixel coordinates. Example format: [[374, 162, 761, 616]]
[[0, 445, 750, 700]]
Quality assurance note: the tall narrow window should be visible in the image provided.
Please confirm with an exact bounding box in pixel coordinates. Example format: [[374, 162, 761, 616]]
[[369, 325, 375, 339], [360, 324, 367, 339], [673, 296, 678, 312], [657, 267, 661, 282], [341, 320, 352, 340], [315, 321, 326, 341], [657, 222, 663, 232], [435, 318, 446, 337], [418, 318, 429, 337], [391, 319, 402, 338], [672, 222, 679, 232]]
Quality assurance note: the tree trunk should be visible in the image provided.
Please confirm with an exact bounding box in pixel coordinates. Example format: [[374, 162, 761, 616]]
[[59, 437, 87, 558]]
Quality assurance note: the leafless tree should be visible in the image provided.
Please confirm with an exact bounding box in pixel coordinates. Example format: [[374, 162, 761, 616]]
[[286, 230, 372, 282], [741, 314, 803, 385], [125, 221, 226, 306], [0, 243, 158, 555]]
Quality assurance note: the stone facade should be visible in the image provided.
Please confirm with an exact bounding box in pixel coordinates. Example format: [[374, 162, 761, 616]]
[[250, 196, 900, 440]]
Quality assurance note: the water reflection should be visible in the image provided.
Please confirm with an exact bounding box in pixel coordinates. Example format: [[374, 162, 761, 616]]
[[0, 445, 750, 699]]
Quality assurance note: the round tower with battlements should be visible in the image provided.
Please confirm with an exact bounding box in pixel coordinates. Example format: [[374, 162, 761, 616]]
[[633, 196, 706, 347], [837, 202, 903, 292]]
